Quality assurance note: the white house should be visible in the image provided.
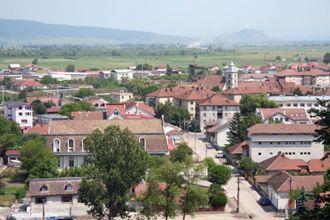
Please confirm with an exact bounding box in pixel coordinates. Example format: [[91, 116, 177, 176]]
[[268, 95, 330, 113], [110, 69, 134, 82], [256, 108, 311, 124], [248, 124, 324, 163], [4, 101, 33, 131]]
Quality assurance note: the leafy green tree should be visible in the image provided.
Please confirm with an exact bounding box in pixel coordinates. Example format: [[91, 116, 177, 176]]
[[170, 142, 193, 164], [309, 99, 330, 146], [323, 52, 330, 64], [78, 126, 149, 219], [1, 77, 13, 90], [40, 75, 58, 84], [32, 58, 38, 65], [59, 101, 93, 117], [238, 157, 259, 178], [59, 166, 91, 177], [20, 139, 58, 179], [75, 88, 95, 98], [240, 94, 278, 116], [203, 157, 216, 170], [140, 162, 185, 220], [31, 99, 47, 115], [65, 64, 75, 72], [211, 86, 222, 93], [166, 64, 173, 74], [0, 116, 21, 150], [275, 55, 282, 61], [209, 184, 227, 208], [207, 164, 231, 185], [18, 90, 27, 101], [136, 63, 153, 71], [156, 101, 190, 129]]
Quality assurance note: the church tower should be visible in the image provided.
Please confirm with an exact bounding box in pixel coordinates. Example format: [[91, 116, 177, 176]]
[[224, 61, 238, 89]]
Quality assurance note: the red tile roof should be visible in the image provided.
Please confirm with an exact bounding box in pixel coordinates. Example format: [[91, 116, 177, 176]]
[[199, 94, 239, 106], [27, 124, 49, 135], [146, 86, 191, 98], [174, 87, 215, 101], [125, 101, 155, 115], [47, 106, 61, 114], [227, 141, 248, 155], [308, 153, 330, 173], [248, 124, 317, 135], [13, 79, 44, 87], [240, 73, 275, 81], [105, 103, 126, 115], [259, 108, 309, 121], [267, 171, 324, 193], [225, 80, 282, 95], [278, 69, 329, 77], [71, 111, 104, 120], [259, 153, 307, 172], [196, 76, 226, 90]]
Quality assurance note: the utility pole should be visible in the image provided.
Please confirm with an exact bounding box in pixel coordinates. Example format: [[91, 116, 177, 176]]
[[237, 176, 240, 213], [42, 200, 45, 220], [288, 176, 292, 219]]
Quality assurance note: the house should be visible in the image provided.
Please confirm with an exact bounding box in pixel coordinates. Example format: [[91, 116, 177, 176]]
[[71, 111, 104, 120], [163, 122, 184, 150], [12, 79, 46, 91], [146, 86, 191, 107], [247, 124, 324, 162], [110, 69, 134, 82], [268, 95, 330, 113], [256, 108, 311, 124], [29, 177, 82, 204], [255, 171, 324, 210], [205, 119, 232, 148], [259, 152, 308, 175], [108, 88, 133, 103], [196, 76, 226, 91], [28, 119, 168, 168], [8, 64, 21, 71], [134, 70, 153, 79], [85, 96, 108, 109], [6, 149, 21, 166], [277, 69, 330, 88], [239, 73, 275, 82], [307, 153, 330, 175], [4, 101, 33, 131], [197, 94, 240, 131], [174, 87, 215, 120], [225, 141, 249, 163], [106, 101, 155, 120]]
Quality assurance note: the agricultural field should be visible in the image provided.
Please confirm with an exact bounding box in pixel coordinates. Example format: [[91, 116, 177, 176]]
[[0, 45, 329, 70]]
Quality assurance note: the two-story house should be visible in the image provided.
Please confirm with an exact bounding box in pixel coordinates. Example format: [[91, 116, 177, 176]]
[[28, 119, 168, 168], [256, 108, 311, 124]]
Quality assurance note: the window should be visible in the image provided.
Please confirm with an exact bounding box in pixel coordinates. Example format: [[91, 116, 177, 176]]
[[19, 112, 23, 116], [300, 152, 303, 155], [285, 118, 289, 122], [18, 106, 22, 110], [21, 119, 27, 124], [270, 142, 273, 145], [65, 184, 73, 191], [61, 196, 73, 203], [300, 103, 305, 107], [307, 152, 311, 155], [53, 139, 60, 152], [40, 185, 48, 191], [258, 142, 262, 145], [270, 152, 273, 155], [67, 138, 75, 152], [36, 197, 46, 204], [258, 152, 262, 155], [139, 137, 146, 149], [69, 157, 74, 167], [25, 112, 30, 116], [293, 103, 298, 107]]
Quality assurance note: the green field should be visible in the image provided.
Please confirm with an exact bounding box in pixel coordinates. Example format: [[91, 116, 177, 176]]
[[0, 45, 329, 70]]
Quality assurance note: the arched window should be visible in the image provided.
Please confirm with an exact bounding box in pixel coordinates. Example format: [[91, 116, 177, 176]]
[[40, 185, 48, 191], [67, 138, 75, 152], [139, 137, 146, 150], [64, 183, 73, 191], [53, 139, 60, 152]]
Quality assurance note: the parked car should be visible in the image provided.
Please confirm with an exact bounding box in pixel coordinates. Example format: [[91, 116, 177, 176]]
[[215, 150, 223, 158], [258, 197, 271, 206]]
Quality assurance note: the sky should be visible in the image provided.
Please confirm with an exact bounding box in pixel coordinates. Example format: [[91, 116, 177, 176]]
[[1, 0, 330, 40]]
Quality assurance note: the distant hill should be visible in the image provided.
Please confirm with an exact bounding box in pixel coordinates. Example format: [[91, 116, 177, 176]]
[[214, 29, 281, 46], [0, 19, 194, 45]]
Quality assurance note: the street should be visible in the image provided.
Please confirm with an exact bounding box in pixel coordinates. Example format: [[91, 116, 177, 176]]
[[184, 132, 283, 220]]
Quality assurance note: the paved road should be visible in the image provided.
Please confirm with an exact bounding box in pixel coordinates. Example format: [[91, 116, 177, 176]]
[[184, 132, 283, 220]]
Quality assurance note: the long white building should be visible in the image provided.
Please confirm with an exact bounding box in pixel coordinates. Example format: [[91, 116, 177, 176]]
[[247, 124, 324, 162], [268, 95, 330, 112]]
